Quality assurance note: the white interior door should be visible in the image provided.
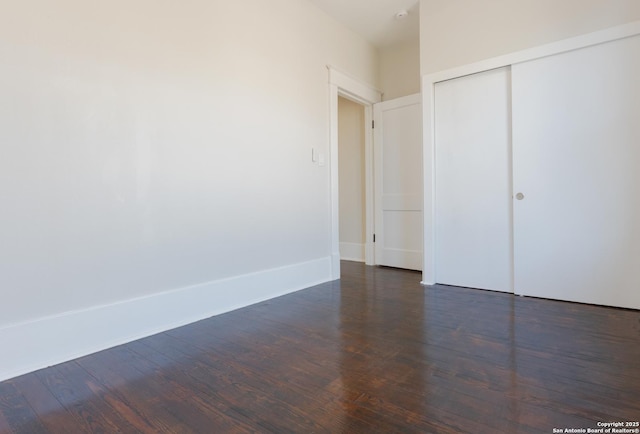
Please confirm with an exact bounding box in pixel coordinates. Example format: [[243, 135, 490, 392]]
[[434, 67, 513, 292], [373, 94, 422, 270], [512, 34, 640, 309]]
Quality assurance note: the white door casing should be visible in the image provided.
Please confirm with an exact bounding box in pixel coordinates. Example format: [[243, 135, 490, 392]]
[[374, 94, 423, 271]]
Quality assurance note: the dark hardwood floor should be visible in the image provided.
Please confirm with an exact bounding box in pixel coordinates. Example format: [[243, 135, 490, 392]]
[[1, 261, 639, 433]]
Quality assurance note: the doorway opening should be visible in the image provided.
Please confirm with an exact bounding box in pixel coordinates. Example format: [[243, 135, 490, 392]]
[[328, 66, 381, 279], [338, 96, 366, 264]]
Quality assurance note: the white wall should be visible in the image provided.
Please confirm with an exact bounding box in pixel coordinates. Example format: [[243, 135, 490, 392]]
[[0, 0, 378, 380], [379, 38, 421, 100], [420, 0, 640, 74], [338, 97, 366, 261]]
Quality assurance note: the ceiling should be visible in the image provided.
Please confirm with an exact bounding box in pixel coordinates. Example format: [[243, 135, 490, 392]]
[[306, 0, 420, 48]]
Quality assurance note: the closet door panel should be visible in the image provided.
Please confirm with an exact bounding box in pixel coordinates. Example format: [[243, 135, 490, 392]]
[[512, 34, 640, 309], [435, 67, 513, 292]]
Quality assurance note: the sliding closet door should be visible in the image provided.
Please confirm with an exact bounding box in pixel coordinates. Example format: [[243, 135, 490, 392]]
[[512, 35, 640, 309], [434, 67, 513, 292]]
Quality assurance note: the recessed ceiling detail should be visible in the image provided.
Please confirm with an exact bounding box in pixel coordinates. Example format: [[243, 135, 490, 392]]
[[395, 9, 409, 20]]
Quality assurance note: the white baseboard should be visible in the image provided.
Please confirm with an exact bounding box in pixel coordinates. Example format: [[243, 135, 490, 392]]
[[339, 242, 365, 262], [0, 257, 332, 382]]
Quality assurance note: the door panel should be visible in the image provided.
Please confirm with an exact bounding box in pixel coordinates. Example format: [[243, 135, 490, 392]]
[[374, 94, 422, 270], [512, 34, 640, 309], [434, 67, 513, 292]]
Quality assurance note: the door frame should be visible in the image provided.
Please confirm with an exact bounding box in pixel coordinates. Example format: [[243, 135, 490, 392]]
[[420, 20, 640, 285], [328, 66, 382, 279]]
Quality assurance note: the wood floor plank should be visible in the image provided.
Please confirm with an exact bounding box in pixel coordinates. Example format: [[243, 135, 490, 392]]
[[167, 321, 341, 393], [36, 362, 140, 434], [128, 339, 274, 433], [0, 381, 47, 434], [75, 350, 191, 433], [117, 342, 259, 433], [0, 409, 10, 434], [9, 373, 80, 434], [139, 332, 332, 433], [0, 416, 10, 434], [0, 261, 639, 433], [80, 346, 259, 433]]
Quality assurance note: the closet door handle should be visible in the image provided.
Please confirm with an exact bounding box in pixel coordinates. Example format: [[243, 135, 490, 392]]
[[515, 193, 525, 200]]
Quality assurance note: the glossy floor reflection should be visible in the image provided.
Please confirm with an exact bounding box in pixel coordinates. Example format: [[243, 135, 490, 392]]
[[1, 261, 639, 433]]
